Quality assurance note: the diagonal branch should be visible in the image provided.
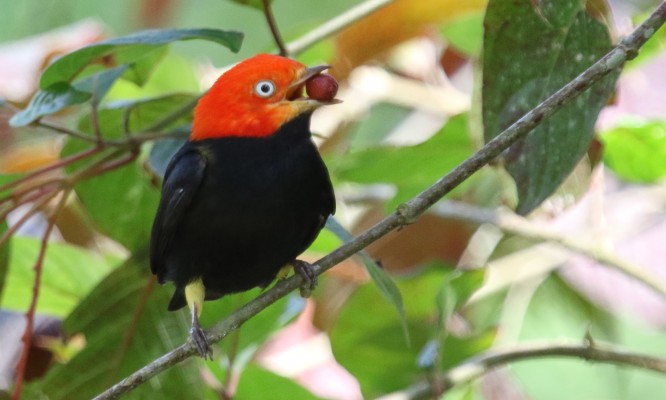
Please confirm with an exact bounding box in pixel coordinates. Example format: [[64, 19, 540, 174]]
[[94, 3, 666, 399], [286, 0, 394, 56]]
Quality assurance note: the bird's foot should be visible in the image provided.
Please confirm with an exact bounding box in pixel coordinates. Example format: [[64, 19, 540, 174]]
[[190, 319, 213, 360], [292, 259, 318, 298]]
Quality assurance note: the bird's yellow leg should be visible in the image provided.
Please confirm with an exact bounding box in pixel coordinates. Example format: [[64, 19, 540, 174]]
[[185, 278, 212, 359], [276, 265, 292, 280]]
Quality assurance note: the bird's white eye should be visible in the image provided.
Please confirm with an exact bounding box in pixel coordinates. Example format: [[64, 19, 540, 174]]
[[254, 80, 276, 98]]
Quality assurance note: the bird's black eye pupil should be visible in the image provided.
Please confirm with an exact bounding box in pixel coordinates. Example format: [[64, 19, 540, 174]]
[[261, 84, 270, 93]]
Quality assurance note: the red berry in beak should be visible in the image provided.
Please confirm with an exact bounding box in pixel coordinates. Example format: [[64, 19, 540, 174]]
[[306, 74, 338, 102]]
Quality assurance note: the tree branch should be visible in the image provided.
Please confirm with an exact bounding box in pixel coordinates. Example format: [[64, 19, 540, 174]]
[[93, 3, 666, 399], [377, 340, 666, 400], [285, 0, 394, 56]]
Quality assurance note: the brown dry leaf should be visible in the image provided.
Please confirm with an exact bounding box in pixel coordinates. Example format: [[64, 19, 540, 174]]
[[332, 0, 487, 79], [353, 203, 474, 272], [0, 109, 60, 174]]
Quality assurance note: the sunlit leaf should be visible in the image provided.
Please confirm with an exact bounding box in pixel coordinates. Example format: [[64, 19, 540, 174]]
[[40, 28, 243, 88], [511, 277, 666, 399], [121, 46, 168, 86], [234, 365, 316, 400], [335, 114, 473, 207], [325, 217, 409, 343], [482, 0, 619, 214], [0, 221, 9, 302], [9, 83, 91, 126], [600, 120, 666, 183], [225, 0, 271, 11], [435, 269, 485, 330], [27, 256, 201, 400], [1, 237, 115, 317], [440, 12, 484, 56], [330, 266, 444, 396]]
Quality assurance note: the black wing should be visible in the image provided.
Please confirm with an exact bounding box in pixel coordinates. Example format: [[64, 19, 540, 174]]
[[150, 145, 206, 282]]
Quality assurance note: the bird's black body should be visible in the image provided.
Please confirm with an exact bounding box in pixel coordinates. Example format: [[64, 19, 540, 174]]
[[150, 113, 335, 311]]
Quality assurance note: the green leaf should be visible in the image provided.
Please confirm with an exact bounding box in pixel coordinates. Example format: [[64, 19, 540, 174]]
[[330, 263, 494, 397], [482, 0, 619, 214], [600, 120, 666, 183], [73, 65, 130, 105], [28, 255, 202, 400], [441, 12, 484, 57], [418, 269, 486, 370], [40, 28, 243, 88], [435, 269, 485, 331], [234, 365, 317, 400], [9, 82, 91, 126], [197, 290, 305, 354], [9, 65, 130, 126], [106, 53, 200, 100], [63, 95, 196, 251], [1, 237, 115, 317], [335, 114, 474, 208], [62, 143, 160, 252], [121, 46, 168, 86], [330, 268, 440, 397], [78, 93, 197, 138], [512, 277, 659, 399], [225, 0, 271, 11], [149, 138, 186, 178], [325, 217, 409, 343], [0, 221, 9, 302]]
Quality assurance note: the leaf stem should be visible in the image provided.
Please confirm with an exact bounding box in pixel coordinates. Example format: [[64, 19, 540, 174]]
[[377, 340, 666, 399], [262, 0, 288, 57], [11, 189, 71, 400]]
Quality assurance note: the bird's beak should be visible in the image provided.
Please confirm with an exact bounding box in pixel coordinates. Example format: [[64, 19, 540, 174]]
[[286, 65, 341, 111]]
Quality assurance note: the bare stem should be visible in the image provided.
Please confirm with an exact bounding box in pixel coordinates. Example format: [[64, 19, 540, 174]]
[[262, 0, 288, 57], [0, 145, 102, 195], [11, 189, 71, 400], [377, 340, 666, 400], [93, 3, 666, 399], [285, 0, 394, 56]]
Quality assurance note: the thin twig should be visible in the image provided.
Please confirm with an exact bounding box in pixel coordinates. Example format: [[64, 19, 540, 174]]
[[91, 101, 102, 143], [0, 145, 102, 195], [0, 188, 62, 247], [432, 201, 666, 300], [37, 120, 98, 143], [93, 3, 666, 399], [377, 340, 666, 400], [262, 0, 288, 57], [11, 189, 71, 400], [0, 183, 61, 222], [285, 0, 394, 56]]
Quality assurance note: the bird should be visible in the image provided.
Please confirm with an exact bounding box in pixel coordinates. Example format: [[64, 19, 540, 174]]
[[149, 54, 337, 358]]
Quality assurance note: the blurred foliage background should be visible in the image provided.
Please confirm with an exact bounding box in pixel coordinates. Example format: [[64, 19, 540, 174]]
[[2, 0, 666, 399]]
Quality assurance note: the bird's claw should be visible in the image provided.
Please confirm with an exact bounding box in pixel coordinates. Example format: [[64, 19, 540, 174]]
[[292, 259, 318, 298], [190, 324, 213, 360]]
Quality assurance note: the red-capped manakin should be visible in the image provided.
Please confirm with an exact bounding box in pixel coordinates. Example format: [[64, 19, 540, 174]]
[[150, 54, 338, 358]]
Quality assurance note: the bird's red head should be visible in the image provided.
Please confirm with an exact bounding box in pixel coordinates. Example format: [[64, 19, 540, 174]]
[[191, 54, 335, 140]]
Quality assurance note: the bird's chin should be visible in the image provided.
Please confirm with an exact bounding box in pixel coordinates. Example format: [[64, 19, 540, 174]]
[[286, 98, 341, 115]]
